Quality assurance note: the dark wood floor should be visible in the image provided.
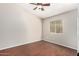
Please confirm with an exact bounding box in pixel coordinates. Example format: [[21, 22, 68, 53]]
[[0, 40, 77, 56]]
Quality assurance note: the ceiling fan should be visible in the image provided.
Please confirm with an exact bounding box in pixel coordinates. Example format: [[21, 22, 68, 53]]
[[30, 3, 50, 11]]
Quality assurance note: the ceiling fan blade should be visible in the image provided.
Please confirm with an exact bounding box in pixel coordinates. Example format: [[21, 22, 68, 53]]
[[33, 7, 37, 10], [42, 3, 50, 6], [30, 3, 37, 5], [30, 3, 50, 6]]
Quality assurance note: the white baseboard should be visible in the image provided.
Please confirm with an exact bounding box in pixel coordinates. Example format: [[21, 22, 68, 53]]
[[0, 39, 42, 50], [44, 39, 77, 50]]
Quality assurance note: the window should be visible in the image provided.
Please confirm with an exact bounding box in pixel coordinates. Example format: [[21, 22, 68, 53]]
[[50, 20, 63, 33]]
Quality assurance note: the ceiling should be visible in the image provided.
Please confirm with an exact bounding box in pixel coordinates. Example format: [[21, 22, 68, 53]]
[[19, 3, 78, 19]]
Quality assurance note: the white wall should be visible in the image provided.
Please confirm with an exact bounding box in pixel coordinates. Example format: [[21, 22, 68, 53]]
[[0, 4, 42, 50], [43, 9, 77, 49], [77, 6, 79, 52]]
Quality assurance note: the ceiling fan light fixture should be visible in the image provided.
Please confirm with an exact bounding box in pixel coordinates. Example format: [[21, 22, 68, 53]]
[[41, 8, 44, 11]]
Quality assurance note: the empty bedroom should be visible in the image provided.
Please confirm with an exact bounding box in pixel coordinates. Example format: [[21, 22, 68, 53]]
[[0, 3, 78, 56]]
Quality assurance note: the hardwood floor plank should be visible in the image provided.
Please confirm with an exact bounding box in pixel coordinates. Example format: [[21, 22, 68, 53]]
[[0, 40, 77, 56]]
